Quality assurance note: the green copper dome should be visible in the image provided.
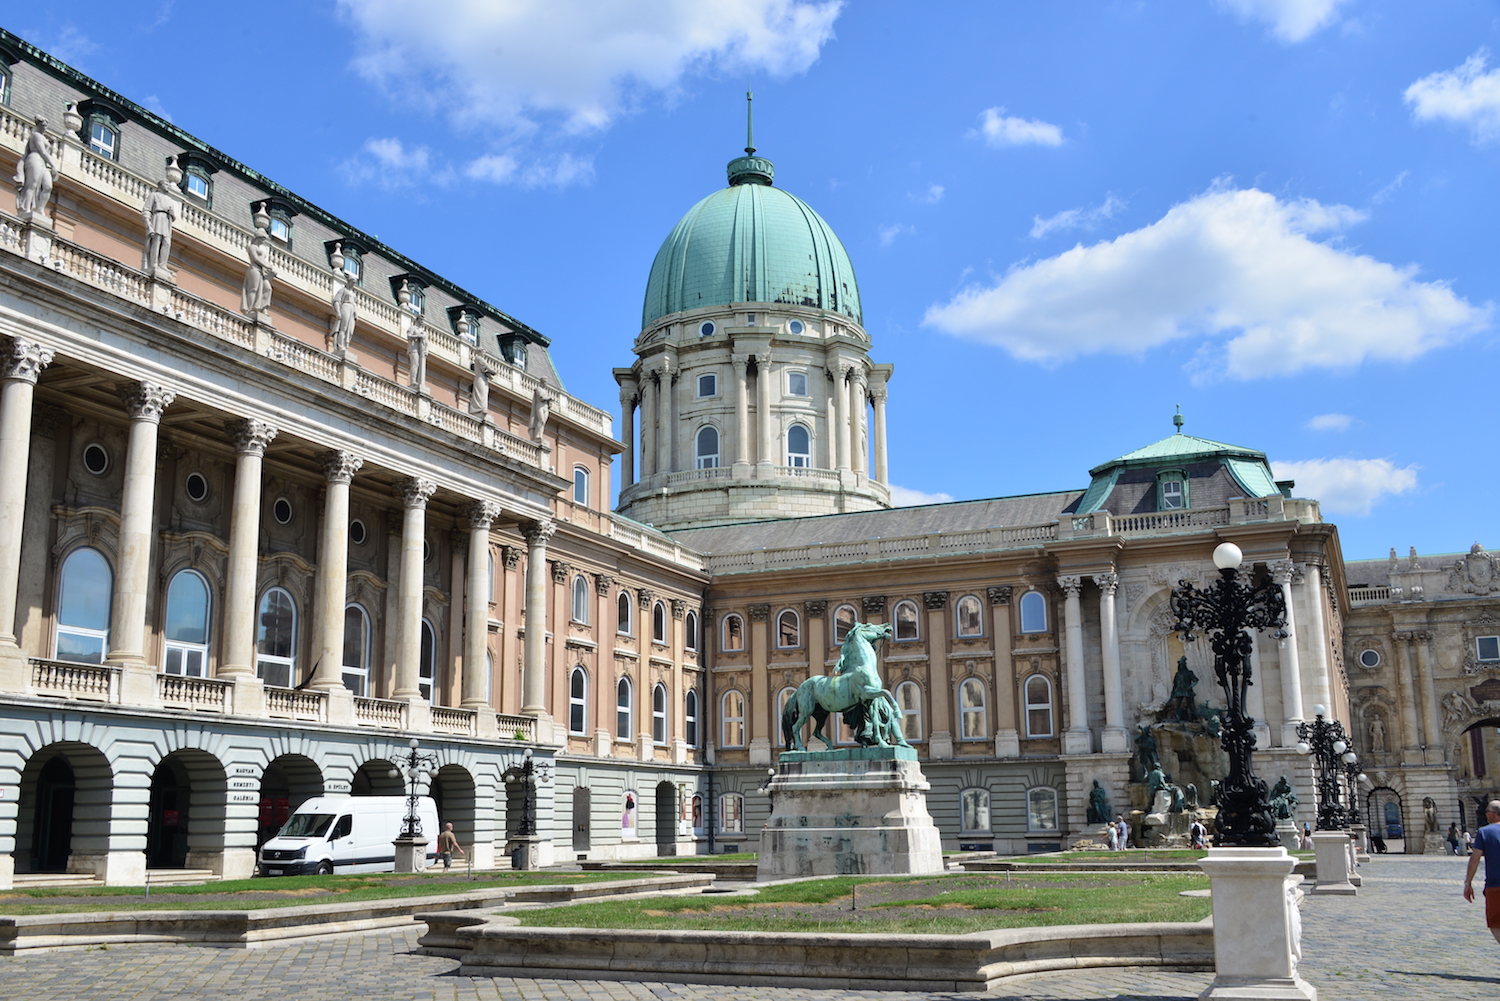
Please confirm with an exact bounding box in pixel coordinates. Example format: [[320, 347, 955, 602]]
[[641, 154, 863, 330]]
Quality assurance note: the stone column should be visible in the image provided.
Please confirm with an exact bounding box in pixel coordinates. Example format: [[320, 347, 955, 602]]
[[1058, 575, 1091, 754], [756, 353, 774, 472], [832, 365, 850, 471], [1269, 559, 1305, 746], [639, 371, 656, 479], [107, 382, 176, 668], [925, 591, 953, 759], [657, 363, 673, 476], [1093, 572, 1127, 752], [989, 587, 1019, 758], [617, 385, 635, 488], [0, 337, 53, 662], [1413, 630, 1443, 763], [219, 420, 278, 678], [731, 354, 750, 473], [1392, 631, 1424, 755], [311, 451, 363, 692], [521, 519, 555, 728], [463, 502, 500, 711], [393, 477, 436, 700], [1299, 562, 1332, 717], [871, 383, 889, 485], [748, 603, 771, 764], [850, 369, 867, 476]]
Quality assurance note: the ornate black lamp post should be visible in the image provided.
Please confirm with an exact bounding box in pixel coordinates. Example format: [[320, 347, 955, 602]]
[[1342, 754, 1367, 827], [1296, 706, 1358, 830], [1170, 542, 1287, 847], [502, 749, 540, 837], [388, 737, 438, 839]]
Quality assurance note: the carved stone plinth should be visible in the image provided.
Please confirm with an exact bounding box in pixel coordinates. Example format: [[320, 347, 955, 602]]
[[1310, 831, 1356, 895], [758, 746, 944, 880], [393, 836, 430, 873], [1196, 847, 1317, 1000], [508, 835, 545, 870]]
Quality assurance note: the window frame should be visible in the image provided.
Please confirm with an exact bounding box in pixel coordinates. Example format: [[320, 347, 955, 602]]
[[54, 547, 113, 666], [720, 689, 746, 747], [652, 601, 668, 645], [1358, 648, 1381, 669], [959, 677, 988, 740], [1023, 674, 1055, 738], [719, 792, 744, 833], [615, 676, 633, 741], [786, 423, 812, 468], [832, 604, 858, 645], [786, 370, 809, 397], [776, 608, 801, 649], [1479, 636, 1500, 663], [162, 568, 211, 678], [341, 603, 372, 697], [571, 574, 590, 624], [86, 114, 120, 160], [721, 613, 745, 652], [1157, 470, 1188, 511], [1019, 591, 1048, 633], [697, 373, 718, 398], [895, 680, 923, 742], [419, 617, 437, 703], [893, 599, 920, 641], [1026, 786, 1061, 833], [569, 666, 588, 735], [617, 591, 633, 635], [684, 610, 698, 651], [774, 686, 798, 747], [695, 425, 720, 469], [684, 688, 700, 747], [572, 466, 589, 506], [652, 682, 668, 745], [255, 586, 297, 687], [960, 787, 992, 834], [955, 594, 984, 638]]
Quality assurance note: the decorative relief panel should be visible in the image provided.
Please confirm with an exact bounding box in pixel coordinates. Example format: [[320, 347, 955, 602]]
[[1448, 545, 1500, 596]]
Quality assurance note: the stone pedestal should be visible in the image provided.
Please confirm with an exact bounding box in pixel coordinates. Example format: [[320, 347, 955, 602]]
[[1197, 846, 1317, 1000], [1348, 824, 1371, 862], [509, 835, 544, 870], [73, 850, 146, 886], [1277, 822, 1299, 852], [757, 746, 943, 880], [1310, 831, 1356, 895], [0, 852, 13, 891], [393, 836, 429, 873]]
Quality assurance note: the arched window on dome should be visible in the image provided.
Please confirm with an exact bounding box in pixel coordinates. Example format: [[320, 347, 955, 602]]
[[786, 424, 811, 468], [695, 426, 719, 469]]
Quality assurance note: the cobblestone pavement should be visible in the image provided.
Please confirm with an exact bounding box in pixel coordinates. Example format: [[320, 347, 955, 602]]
[[0, 854, 1490, 1000]]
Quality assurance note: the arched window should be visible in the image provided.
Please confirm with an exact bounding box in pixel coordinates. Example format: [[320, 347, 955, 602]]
[[895, 680, 923, 742], [719, 793, 745, 834], [652, 601, 667, 644], [569, 666, 588, 735], [786, 424, 811, 467], [419, 618, 436, 703], [652, 683, 668, 744], [1019, 591, 1048, 633], [894, 600, 919, 641], [162, 568, 210, 677], [1024, 675, 1054, 737], [695, 426, 720, 469], [961, 788, 991, 833], [832, 603, 857, 645], [774, 686, 798, 747], [617, 591, 632, 635], [571, 574, 589, 624], [487, 551, 494, 603], [255, 587, 296, 687], [341, 603, 371, 696], [685, 689, 700, 747], [572, 466, 589, 506], [1027, 786, 1060, 832], [684, 610, 698, 651], [721, 613, 745, 652], [959, 677, 988, 739], [55, 547, 112, 665], [616, 676, 633, 740], [776, 608, 800, 648], [721, 690, 746, 747], [956, 595, 983, 637]]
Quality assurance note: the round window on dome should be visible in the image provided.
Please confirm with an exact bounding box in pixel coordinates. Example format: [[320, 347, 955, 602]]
[[82, 443, 110, 476], [349, 519, 368, 546], [272, 497, 294, 525], [184, 472, 210, 503], [788, 319, 805, 335], [1359, 649, 1381, 670], [699, 321, 716, 337]]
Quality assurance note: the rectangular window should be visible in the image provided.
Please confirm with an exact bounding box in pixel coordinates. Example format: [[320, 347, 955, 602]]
[[1161, 480, 1184, 509], [720, 794, 744, 833], [788, 371, 808, 396], [698, 374, 717, 397], [269, 216, 291, 242], [1480, 636, 1500, 662], [88, 120, 116, 158], [185, 172, 210, 200], [1027, 788, 1059, 832]]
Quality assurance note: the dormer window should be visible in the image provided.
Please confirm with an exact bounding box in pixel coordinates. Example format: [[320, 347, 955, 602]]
[[392, 275, 429, 315], [1158, 471, 1187, 511], [88, 117, 118, 158], [184, 169, 210, 201], [499, 332, 529, 367], [448, 305, 483, 344]]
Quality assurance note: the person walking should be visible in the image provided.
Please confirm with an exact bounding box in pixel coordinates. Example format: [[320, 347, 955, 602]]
[[1449, 822, 1463, 855], [1116, 816, 1129, 851], [436, 822, 465, 871], [1298, 822, 1313, 851], [1463, 800, 1500, 945]]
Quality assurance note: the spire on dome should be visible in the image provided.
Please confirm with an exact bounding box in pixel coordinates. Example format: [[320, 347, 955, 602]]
[[727, 90, 774, 186], [746, 89, 755, 155]]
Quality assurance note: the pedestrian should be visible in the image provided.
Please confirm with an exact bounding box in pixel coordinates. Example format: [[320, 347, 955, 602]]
[[436, 821, 465, 871], [1463, 800, 1500, 945], [1189, 818, 1208, 849], [1298, 822, 1313, 851], [1116, 815, 1129, 851], [1466, 829, 1476, 853]]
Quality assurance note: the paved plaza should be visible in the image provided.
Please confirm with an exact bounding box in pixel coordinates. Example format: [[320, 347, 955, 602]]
[[3, 855, 1495, 1000]]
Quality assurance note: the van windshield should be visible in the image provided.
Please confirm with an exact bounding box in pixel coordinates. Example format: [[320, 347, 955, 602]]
[[279, 813, 335, 838]]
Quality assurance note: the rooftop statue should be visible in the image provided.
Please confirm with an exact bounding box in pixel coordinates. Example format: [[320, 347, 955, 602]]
[[13, 117, 58, 227], [329, 271, 357, 355], [141, 159, 182, 282], [242, 205, 277, 322], [781, 620, 906, 751]]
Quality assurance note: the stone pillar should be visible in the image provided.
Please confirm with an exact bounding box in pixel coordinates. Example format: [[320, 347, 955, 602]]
[[0, 337, 53, 664], [1392, 631, 1424, 754], [731, 355, 750, 473], [220, 420, 278, 679], [1299, 562, 1332, 718], [832, 365, 850, 471], [463, 502, 500, 712], [639, 371, 655, 479], [748, 603, 771, 764], [1196, 847, 1318, 1000], [617, 385, 635, 488], [1269, 559, 1304, 746], [521, 519, 554, 727], [1310, 830, 1357, 894], [657, 364, 673, 476], [755, 353, 773, 472], [1093, 572, 1127, 752], [393, 477, 436, 700], [1414, 630, 1443, 763], [107, 382, 176, 668], [311, 451, 363, 692], [989, 586, 1019, 758], [1058, 575, 1090, 754], [849, 370, 867, 476], [925, 591, 953, 759], [871, 383, 889, 485]]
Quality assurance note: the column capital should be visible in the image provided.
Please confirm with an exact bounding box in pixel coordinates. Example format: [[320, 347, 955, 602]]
[[594, 572, 614, 596], [747, 602, 770, 621], [319, 450, 364, 484], [639, 587, 657, 610], [1092, 572, 1119, 595], [464, 499, 502, 530], [922, 590, 949, 610], [731, 354, 749, 373], [396, 476, 437, 509], [549, 560, 571, 585], [804, 598, 828, 617], [986, 585, 1013, 606], [618, 386, 637, 409], [229, 419, 278, 457], [1056, 574, 1083, 597], [869, 384, 888, 403], [1268, 558, 1303, 586], [861, 595, 886, 615], [672, 598, 688, 620], [501, 544, 522, 569], [118, 381, 176, 422], [0, 335, 54, 384], [522, 518, 555, 547]]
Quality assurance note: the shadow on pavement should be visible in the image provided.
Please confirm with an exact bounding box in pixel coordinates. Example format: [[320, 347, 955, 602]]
[[1389, 971, 1500, 986]]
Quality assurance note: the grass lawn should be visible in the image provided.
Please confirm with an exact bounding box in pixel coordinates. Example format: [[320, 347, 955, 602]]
[[0, 870, 638, 915], [515, 872, 1212, 934]]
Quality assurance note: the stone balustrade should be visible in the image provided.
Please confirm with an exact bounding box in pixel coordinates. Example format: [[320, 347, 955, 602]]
[[266, 686, 327, 723], [29, 659, 119, 702], [354, 696, 408, 729], [157, 674, 231, 713]]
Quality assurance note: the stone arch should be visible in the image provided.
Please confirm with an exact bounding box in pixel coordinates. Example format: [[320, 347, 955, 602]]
[[145, 747, 229, 870], [13, 741, 114, 874], [258, 754, 324, 846], [351, 758, 403, 796], [655, 779, 677, 852], [432, 762, 477, 852]]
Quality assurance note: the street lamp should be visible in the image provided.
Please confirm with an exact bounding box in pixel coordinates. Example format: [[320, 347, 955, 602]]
[[502, 748, 538, 837], [1295, 705, 1352, 831], [388, 737, 438, 839], [1169, 542, 1288, 846]]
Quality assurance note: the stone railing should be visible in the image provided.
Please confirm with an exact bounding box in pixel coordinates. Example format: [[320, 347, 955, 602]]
[[497, 714, 537, 742], [265, 686, 328, 722], [431, 705, 477, 736], [665, 467, 734, 485], [606, 514, 706, 572], [157, 673, 231, 713], [354, 696, 407, 729], [52, 238, 152, 306], [1349, 586, 1392, 607], [29, 659, 119, 702]]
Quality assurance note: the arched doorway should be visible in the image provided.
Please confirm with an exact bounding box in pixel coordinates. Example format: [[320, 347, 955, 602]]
[[15, 742, 113, 874], [655, 781, 677, 854], [351, 759, 404, 796], [258, 755, 324, 848], [433, 764, 476, 850], [1367, 786, 1405, 853], [146, 750, 228, 870], [31, 756, 75, 872]]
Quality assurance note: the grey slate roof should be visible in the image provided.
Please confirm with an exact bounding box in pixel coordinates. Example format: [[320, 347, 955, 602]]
[[668, 489, 1086, 554]]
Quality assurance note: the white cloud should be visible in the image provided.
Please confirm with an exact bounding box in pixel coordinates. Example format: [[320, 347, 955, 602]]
[[888, 485, 954, 507], [1270, 457, 1417, 516], [1371, 170, 1408, 205], [336, 0, 841, 134], [877, 223, 913, 247], [25, 26, 98, 68], [1306, 413, 1352, 431], [142, 95, 174, 123], [973, 107, 1063, 148], [342, 137, 452, 189], [913, 184, 944, 204], [923, 184, 1489, 380], [1030, 194, 1125, 238], [1216, 0, 1354, 43], [1405, 50, 1500, 142]]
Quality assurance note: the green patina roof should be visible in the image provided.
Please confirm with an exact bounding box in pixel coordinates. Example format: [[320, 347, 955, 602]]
[[1076, 430, 1280, 514], [1091, 432, 1268, 473], [641, 154, 863, 329]]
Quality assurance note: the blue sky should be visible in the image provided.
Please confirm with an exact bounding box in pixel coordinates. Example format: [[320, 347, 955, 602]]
[[10, 0, 1500, 561]]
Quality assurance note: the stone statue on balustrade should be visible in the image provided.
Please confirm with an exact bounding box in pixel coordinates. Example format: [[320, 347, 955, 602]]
[[241, 209, 277, 323], [406, 323, 428, 391], [1269, 776, 1298, 820], [13, 117, 59, 227], [141, 158, 183, 282], [780, 620, 907, 751], [529, 385, 554, 442], [1169, 656, 1199, 722], [469, 353, 498, 418], [1086, 780, 1112, 824], [328, 272, 357, 355]]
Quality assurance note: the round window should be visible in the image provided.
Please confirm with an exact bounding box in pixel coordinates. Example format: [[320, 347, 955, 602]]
[[350, 519, 368, 546], [82, 443, 110, 476], [272, 497, 294, 525], [184, 472, 210, 503], [788, 319, 805, 335], [1359, 649, 1381, 669], [699, 321, 716, 337]]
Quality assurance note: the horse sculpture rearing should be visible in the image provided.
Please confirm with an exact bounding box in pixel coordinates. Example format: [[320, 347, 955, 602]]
[[781, 620, 908, 751]]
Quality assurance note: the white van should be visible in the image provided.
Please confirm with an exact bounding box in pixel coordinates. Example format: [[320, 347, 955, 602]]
[[257, 795, 438, 876]]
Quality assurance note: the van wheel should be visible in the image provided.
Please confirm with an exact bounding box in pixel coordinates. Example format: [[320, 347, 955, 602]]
[[316, 861, 333, 876]]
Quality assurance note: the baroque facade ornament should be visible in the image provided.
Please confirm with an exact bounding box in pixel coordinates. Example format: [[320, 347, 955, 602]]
[[118, 382, 176, 423], [861, 595, 886, 614], [522, 519, 555, 547], [1055, 575, 1082, 597], [500, 545, 521, 570], [638, 588, 656, 610], [986, 585, 1012, 606], [923, 591, 949, 610], [804, 599, 827, 617], [672, 599, 687, 620], [13, 117, 58, 225], [550, 561, 571, 585], [0, 336, 55, 384], [319, 450, 363, 485], [329, 272, 358, 355], [1447, 544, 1500, 596], [1092, 572, 1119, 595], [229, 419, 278, 457], [396, 477, 437, 509], [748, 603, 771, 622], [594, 573, 613, 596]]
